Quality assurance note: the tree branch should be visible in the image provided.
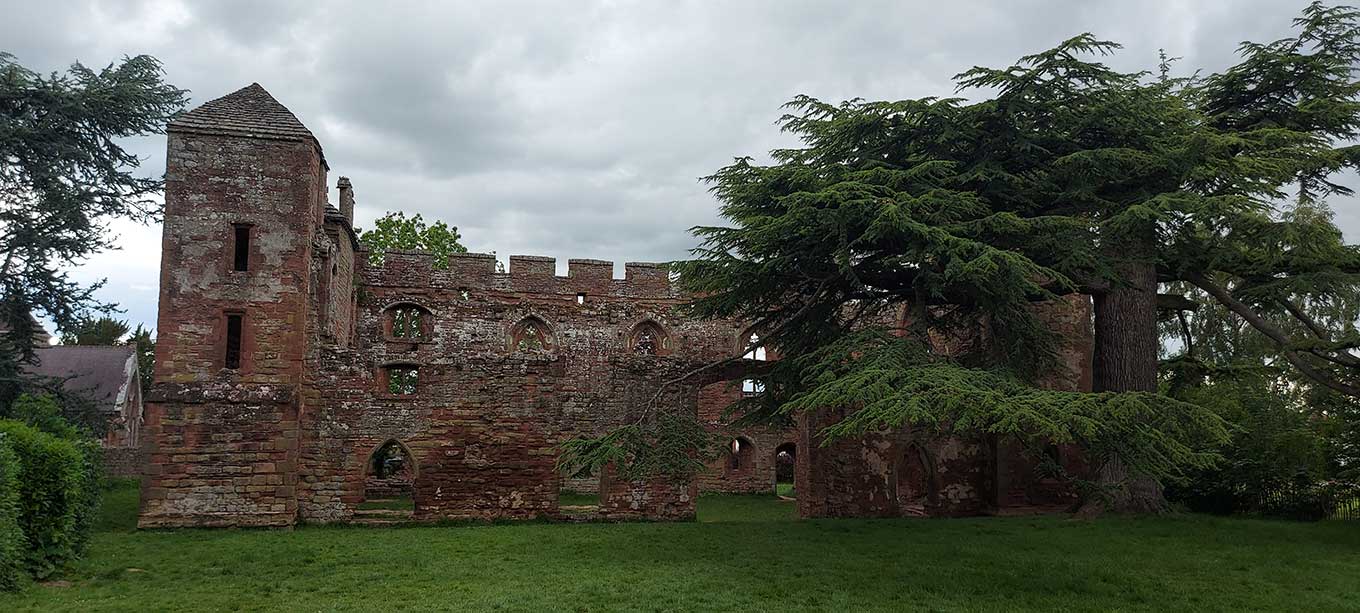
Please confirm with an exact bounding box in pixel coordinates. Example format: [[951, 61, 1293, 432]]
[[1185, 272, 1360, 398]]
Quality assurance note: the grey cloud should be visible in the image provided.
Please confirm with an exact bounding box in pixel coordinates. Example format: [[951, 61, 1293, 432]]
[[1, 0, 1351, 333]]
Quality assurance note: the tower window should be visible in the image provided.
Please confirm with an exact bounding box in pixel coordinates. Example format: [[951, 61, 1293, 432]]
[[576, 293, 586, 305], [385, 366, 419, 395], [387, 304, 429, 340], [232, 225, 251, 271], [225, 313, 243, 369]]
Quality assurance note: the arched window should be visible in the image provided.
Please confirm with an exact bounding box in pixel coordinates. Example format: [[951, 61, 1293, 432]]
[[510, 316, 553, 352], [385, 303, 431, 340], [741, 332, 765, 396], [629, 321, 670, 355], [726, 437, 755, 474]]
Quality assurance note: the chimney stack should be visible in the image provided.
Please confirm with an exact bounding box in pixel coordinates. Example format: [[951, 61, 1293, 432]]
[[337, 176, 354, 224]]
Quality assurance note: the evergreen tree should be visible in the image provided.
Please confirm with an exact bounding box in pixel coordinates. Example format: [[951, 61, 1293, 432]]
[[126, 325, 155, 391], [568, 3, 1360, 514], [0, 52, 186, 408], [59, 316, 130, 346]]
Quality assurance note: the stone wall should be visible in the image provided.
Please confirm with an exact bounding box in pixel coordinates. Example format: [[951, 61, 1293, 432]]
[[140, 84, 1096, 528], [103, 446, 145, 478], [140, 124, 323, 529], [797, 295, 1096, 519]]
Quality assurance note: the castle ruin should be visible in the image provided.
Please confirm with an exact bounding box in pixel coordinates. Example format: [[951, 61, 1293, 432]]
[[138, 84, 1093, 528]]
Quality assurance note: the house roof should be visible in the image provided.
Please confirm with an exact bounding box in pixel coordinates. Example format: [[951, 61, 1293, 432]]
[[26, 346, 137, 413], [168, 83, 319, 146]]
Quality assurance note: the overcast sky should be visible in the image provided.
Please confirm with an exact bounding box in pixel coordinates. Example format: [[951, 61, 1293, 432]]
[[4, 0, 1357, 335]]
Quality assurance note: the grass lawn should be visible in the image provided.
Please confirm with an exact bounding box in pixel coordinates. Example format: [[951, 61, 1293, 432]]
[[559, 491, 600, 507], [4, 481, 1358, 612]]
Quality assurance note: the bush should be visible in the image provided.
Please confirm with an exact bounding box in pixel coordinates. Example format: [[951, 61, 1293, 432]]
[[1166, 376, 1329, 516], [0, 420, 96, 580], [0, 436, 23, 591]]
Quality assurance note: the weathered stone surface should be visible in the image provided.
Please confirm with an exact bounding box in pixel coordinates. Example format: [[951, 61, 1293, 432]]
[[140, 83, 1093, 528]]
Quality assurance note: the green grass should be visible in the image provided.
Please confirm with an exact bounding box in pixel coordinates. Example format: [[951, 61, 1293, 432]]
[[776, 482, 795, 498], [355, 497, 415, 512], [558, 491, 599, 507], [4, 481, 1358, 611]]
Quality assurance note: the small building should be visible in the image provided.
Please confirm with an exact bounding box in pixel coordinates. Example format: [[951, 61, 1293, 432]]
[[27, 345, 144, 450]]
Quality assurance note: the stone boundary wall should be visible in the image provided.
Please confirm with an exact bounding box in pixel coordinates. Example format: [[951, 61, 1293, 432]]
[[103, 446, 145, 478]]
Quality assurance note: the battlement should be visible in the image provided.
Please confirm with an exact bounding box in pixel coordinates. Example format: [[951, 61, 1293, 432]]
[[360, 249, 678, 299]]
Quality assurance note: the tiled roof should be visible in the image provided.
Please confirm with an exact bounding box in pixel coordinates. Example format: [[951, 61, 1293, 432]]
[[26, 346, 137, 413], [168, 83, 316, 143]]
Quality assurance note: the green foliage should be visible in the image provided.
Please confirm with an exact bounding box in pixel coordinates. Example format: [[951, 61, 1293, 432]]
[[58, 317, 129, 346], [558, 408, 713, 482], [358, 211, 467, 269], [0, 52, 186, 408], [589, 3, 1360, 503], [1164, 372, 1332, 515], [7, 395, 84, 441], [785, 331, 1229, 486], [0, 437, 24, 592], [0, 420, 97, 579], [126, 325, 154, 391]]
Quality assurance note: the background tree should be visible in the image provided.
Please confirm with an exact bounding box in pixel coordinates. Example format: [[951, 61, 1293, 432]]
[[358, 211, 468, 269], [568, 3, 1360, 515], [126, 324, 154, 391], [0, 52, 186, 409], [59, 316, 129, 346]]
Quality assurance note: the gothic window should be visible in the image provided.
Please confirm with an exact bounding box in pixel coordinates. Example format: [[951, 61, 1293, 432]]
[[629, 321, 669, 355], [510, 317, 553, 352], [386, 303, 430, 340], [384, 365, 419, 395]]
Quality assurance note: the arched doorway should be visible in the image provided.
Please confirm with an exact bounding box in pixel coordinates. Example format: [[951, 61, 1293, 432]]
[[359, 439, 415, 516], [774, 442, 796, 498], [896, 443, 932, 516]]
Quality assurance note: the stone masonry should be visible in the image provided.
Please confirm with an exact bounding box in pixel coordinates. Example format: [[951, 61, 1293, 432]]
[[138, 84, 1093, 528]]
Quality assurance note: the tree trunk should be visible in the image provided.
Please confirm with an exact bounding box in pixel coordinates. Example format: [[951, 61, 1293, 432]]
[[1083, 247, 1168, 516]]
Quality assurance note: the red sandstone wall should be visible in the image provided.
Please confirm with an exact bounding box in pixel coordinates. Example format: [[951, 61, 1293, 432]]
[[797, 295, 1096, 519], [295, 251, 742, 523], [140, 128, 324, 528]]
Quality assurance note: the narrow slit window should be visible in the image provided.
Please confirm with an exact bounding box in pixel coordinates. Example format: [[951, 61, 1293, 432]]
[[233, 225, 251, 271], [576, 293, 586, 305], [225, 314, 243, 369]]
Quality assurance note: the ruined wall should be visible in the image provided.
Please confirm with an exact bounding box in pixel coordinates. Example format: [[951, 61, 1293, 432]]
[[103, 446, 146, 478], [140, 127, 324, 528], [294, 252, 743, 523], [797, 295, 1096, 519]]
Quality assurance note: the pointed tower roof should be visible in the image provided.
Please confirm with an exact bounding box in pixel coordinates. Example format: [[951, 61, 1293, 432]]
[[168, 83, 317, 144]]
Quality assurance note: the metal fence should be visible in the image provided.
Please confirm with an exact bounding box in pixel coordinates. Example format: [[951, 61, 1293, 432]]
[[1256, 482, 1360, 521]]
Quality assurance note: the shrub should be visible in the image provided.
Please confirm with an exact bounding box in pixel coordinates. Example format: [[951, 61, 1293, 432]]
[[1166, 377, 1328, 516], [0, 436, 23, 591], [0, 420, 95, 579]]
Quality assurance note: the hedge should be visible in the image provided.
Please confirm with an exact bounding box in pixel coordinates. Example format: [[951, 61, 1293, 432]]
[[0, 436, 22, 591], [0, 420, 98, 581]]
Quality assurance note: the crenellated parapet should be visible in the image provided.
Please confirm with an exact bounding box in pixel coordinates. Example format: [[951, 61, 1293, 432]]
[[359, 249, 679, 300]]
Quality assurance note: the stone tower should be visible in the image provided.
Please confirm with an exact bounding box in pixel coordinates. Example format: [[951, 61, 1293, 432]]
[[139, 84, 329, 527]]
